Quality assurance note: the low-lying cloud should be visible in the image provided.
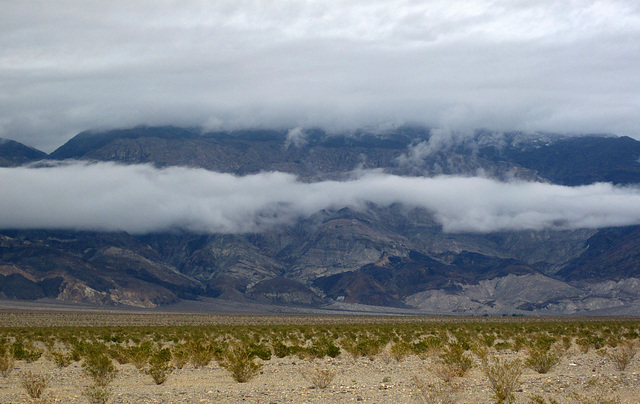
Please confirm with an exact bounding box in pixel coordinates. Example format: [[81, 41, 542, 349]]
[[2, 162, 640, 234]]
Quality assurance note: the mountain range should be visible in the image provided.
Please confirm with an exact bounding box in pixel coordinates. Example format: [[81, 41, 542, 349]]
[[2, 126, 640, 315]]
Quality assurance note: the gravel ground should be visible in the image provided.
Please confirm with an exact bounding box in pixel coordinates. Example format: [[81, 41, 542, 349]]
[[1, 347, 639, 403]]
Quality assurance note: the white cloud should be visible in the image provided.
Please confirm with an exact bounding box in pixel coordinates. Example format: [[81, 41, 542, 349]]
[[284, 127, 308, 148], [0, 1, 639, 151], [2, 162, 640, 234]]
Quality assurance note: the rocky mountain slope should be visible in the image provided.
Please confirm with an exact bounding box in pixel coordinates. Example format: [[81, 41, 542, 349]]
[[2, 127, 640, 314], [0, 138, 47, 167]]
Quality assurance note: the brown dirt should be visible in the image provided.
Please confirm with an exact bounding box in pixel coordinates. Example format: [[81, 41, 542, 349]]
[[1, 347, 639, 403]]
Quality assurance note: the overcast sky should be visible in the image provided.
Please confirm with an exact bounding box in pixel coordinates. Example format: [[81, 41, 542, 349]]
[[2, 0, 640, 152]]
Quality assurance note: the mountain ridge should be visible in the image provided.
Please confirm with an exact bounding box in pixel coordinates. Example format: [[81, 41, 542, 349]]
[[2, 126, 640, 314]]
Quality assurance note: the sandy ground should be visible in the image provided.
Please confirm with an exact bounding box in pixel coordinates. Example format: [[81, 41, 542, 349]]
[[1, 346, 638, 404]]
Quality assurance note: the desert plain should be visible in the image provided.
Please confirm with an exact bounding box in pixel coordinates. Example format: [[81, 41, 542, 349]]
[[0, 309, 638, 403]]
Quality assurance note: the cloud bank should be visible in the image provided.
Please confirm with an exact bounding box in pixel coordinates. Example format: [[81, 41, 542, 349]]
[[2, 162, 640, 234], [1, 1, 640, 151]]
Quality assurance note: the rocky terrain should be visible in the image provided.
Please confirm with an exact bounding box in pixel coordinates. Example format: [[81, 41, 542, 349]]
[[2, 126, 640, 314]]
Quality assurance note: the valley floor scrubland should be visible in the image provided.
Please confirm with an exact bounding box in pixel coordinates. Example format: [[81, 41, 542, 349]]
[[0, 310, 639, 403]]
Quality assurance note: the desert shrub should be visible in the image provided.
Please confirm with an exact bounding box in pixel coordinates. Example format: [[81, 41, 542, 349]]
[[83, 384, 112, 404], [71, 341, 106, 362], [144, 348, 173, 385], [271, 340, 291, 358], [532, 335, 557, 350], [513, 336, 528, 352], [300, 365, 337, 389], [20, 371, 48, 400], [494, 341, 512, 351], [171, 344, 190, 369], [412, 377, 457, 404], [301, 337, 340, 359], [186, 340, 219, 368], [83, 353, 118, 387], [412, 336, 443, 357], [576, 335, 606, 353], [482, 333, 496, 348], [127, 341, 154, 370], [435, 343, 474, 381], [0, 351, 15, 377], [526, 344, 563, 374], [482, 356, 523, 404], [390, 341, 412, 362], [324, 341, 341, 358], [107, 345, 130, 365], [248, 342, 271, 361], [569, 376, 621, 404], [341, 333, 386, 360], [606, 341, 636, 371], [11, 340, 42, 362], [219, 344, 263, 383], [50, 349, 73, 368]]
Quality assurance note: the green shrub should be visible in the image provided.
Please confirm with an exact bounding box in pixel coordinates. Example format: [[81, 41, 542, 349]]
[[576, 335, 605, 353], [248, 342, 271, 361], [83, 353, 118, 387], [494, 341, 512, 351], [51, 349, 73, 368], [219, 344, 263, 383], [435, 343, 474, 380], [83, 384, 112, 404], [11, 340, 42, 362], [412, 336, 443, 356], [107, 345, 130, 365], [271, 340, 290, 358], [482, 356, 523, 404], [390, 341, 412, 362], [144, 348, 173, 385], [186, 340, 219, 368], [526, 345, 563, 374], [171, 344, 190, 369], [341, 336, 383, 360], [127, 341, 154, 370]]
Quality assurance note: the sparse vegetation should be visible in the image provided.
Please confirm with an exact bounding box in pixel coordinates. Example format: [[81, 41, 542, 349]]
[[606, 341, 636, 371], [526, 343, 563, 374], [569, 376, 621, 404], [482, 356, 524, 404], [219, 343, 263, 383], [435, 343, 474, 381], [83, 353, 118, 387], [0, 314, 638, 402], [20, 371, 48, 400], [0, 350, 15, 377], [83, 384, 112, 404], [412, 377, 458, 404], [144, 348, 173, 385], [50, 349, 73, 368], [300, 364, 337, 389]]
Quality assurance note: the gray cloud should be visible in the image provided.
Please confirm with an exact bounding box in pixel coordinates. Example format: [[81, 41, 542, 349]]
[[1, 1, 639, 152], [2, 162, 640, 234], [284, 127, 308, 148]]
